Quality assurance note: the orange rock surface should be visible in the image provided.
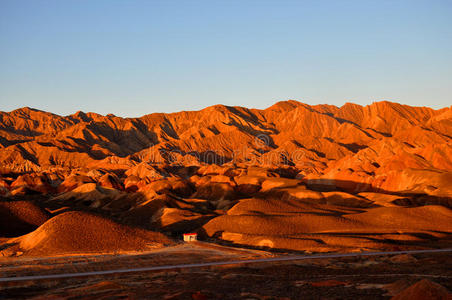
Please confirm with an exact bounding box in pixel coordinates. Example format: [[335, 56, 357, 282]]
[[1, 101, 452, 255]]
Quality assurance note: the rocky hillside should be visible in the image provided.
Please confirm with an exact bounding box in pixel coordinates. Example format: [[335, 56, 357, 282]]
[[1, 101, 451, 194], [1, 100, 452, 255]]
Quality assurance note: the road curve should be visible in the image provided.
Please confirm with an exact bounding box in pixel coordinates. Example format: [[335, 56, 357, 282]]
[[1, 248, 451, 283]]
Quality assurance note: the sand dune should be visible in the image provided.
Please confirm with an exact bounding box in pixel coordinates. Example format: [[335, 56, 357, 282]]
[[391, 279, 452, 300], [5, 211, 173, 256]]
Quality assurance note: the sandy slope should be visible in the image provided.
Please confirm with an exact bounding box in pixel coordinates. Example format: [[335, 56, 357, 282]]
[[3, 211, 173, 256]]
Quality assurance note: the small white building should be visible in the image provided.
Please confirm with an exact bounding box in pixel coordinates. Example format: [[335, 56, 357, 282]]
[[183, 233, 197, 242]]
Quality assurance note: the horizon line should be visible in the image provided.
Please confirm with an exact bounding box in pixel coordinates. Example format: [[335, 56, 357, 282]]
[[1, 99, 450, 119]]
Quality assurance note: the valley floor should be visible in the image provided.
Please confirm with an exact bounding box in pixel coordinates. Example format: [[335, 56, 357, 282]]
[[1, 246, 451, 299]]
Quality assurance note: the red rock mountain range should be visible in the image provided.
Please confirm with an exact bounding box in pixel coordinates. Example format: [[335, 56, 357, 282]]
[[1, 100, 451, 195], [1, 100, 452, 256]]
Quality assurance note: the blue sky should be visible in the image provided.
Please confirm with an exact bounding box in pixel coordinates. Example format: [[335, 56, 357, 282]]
[[1, 0, 451, 116]]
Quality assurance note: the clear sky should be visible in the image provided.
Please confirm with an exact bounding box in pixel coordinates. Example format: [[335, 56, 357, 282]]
[[1, 0, 451, 117]]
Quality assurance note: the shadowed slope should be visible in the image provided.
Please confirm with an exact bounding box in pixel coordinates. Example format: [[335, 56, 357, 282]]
[[0, 200, 50, 237]]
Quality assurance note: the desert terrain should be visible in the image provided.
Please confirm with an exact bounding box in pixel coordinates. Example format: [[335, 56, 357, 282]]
[[1, 100, 452, 298], [1, 248, 451, 299]]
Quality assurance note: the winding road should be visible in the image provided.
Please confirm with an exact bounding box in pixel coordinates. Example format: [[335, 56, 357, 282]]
[[1, 248, 451, 283]]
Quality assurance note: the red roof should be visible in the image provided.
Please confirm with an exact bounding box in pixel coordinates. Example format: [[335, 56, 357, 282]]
[[183, 233, 197, 236]]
